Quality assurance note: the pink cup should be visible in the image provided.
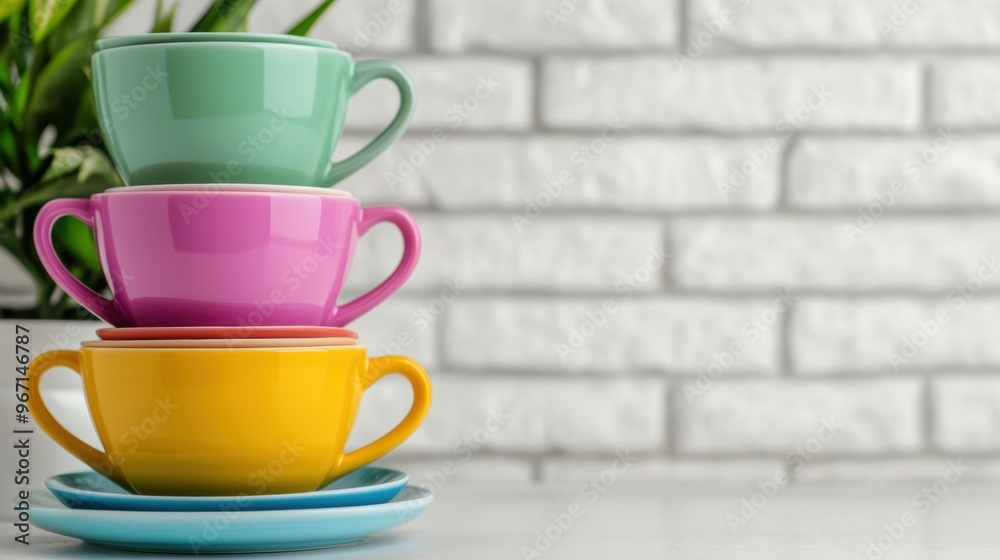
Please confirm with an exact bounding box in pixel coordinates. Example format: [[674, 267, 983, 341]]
[[34, 189, 419, 327]]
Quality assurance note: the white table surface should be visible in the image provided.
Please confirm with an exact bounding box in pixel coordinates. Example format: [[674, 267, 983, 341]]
[[4, 483, 1000, 559]]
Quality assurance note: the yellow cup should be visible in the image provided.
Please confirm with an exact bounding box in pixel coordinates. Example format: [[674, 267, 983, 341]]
[[27, 345, 431, 496]]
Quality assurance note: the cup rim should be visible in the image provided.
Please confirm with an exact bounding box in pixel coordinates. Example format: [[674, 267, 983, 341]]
[[96, 33, 338, 52], [79, 344, 369, 352], [81, 337, 359, 349], [104, 184, 355, 197]]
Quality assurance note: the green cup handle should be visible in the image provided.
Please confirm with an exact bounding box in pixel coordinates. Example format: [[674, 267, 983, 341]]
[[324, 60, 416, 186]]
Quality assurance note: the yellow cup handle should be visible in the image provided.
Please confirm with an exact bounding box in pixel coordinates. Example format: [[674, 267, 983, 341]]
[[28, 350, 130, 489], [329, 355, 432, 481]]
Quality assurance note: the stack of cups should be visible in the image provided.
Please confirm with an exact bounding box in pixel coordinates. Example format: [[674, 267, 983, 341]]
[[25, 33, 431, 551]]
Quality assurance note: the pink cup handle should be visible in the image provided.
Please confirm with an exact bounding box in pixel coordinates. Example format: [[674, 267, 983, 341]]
[[332, 206, 420, 326], [33, 199, 129, 326]]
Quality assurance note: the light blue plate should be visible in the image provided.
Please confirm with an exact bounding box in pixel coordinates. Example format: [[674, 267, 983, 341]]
[[30, 485, 433, 553], [46, 467, 407, 512]]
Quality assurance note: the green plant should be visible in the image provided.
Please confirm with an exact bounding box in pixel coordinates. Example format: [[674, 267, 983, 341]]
[[0, 0, 338, 319]]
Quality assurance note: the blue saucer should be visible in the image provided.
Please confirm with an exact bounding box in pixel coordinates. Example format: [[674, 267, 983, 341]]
[[46, 466, 407, 512], [30, 485, 433, 553]]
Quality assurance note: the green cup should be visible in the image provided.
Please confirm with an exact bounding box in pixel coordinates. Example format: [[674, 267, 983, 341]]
[[91, 33, 415, 187]]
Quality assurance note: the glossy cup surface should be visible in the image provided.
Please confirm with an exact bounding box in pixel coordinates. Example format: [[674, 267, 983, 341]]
[[92, 35, 414, 187], [80, 337, 357, 348], [34, 190, 420, 327], [27, 346, 432, 496], [97, 326, 357, 341]]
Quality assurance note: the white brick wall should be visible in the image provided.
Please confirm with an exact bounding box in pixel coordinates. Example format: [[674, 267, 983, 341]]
[[672, 218, 1000, 290], [934, 378, 1000, 452], [674, 379, 924, 454], [932, 59, 1000, 128], [340, 135, 783, 210], [787, 135, 1000, 208], [345, 57, 534, 132], [541, 57, 921, 131], [444, 298, 780, 373], [793, 298, 1000, 374], [429, 0, 679, 52], [16, 0, 1000, 483], [689, 0, 1000, 48]]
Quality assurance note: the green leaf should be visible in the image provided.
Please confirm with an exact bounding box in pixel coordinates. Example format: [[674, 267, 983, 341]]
[[103, 0, 134, 25], [151, 0, 175, 33], [22, 30, 95, 139], [29, 0, 80, 42], [189, 0, 256, 33], [0, 49, 14, 106], [0, 110, 18, 176], [12, 63, 30, 119], [285, 0, 337, 37], [1, 151, 117, 221], [40, 145, 114, 181], [52, 214, 99, 271], [5, 8, 32, 76], [48, 0, 101, 46], [55, 80, 100, 146], [0, 0, 27, 23]]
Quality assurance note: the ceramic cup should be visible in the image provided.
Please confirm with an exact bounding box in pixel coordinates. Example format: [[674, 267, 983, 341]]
[[27, 345, 432, 496], [91, 33, 415, 187], [33, 189, 420, 327], [80, 337, 358, 349]]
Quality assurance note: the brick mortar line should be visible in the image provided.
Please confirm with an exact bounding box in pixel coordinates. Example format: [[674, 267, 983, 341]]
[[390, 451, 1000, 461], [371, 209, 1000, 217], [665, 451, 992, 461], [665, 384, 679, 458], [361, 290, 1000, 300], [361, 207, 1000, 215], [921, 379, 936, 453], [779, 305, 794, 377], [343, 129, 1000, 138], [530, 57, 545, 131], [441, 370, 1000, 379], [428, 369, 952, 380], [921, 62, 934, 133], [389, 47, 1000, 56], [677, 0, 689, 46], [412, 0, 432, 54], [430, 370, 1000, 382], [346, 126, 932, 136]]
